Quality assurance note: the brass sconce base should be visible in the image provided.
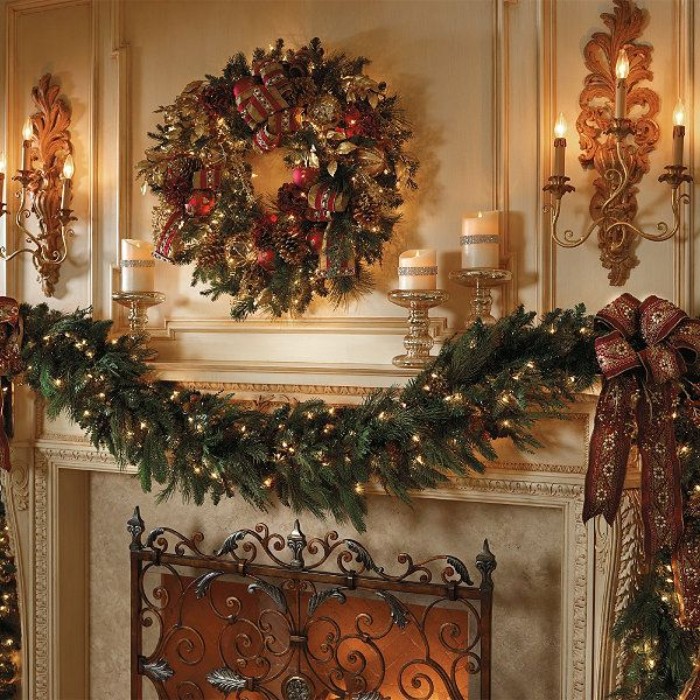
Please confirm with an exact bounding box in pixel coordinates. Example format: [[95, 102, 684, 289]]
[[112, 291, 165, 337], [543, 0, 693, 286], [0, 74, 76, 297], [449, 268, 512, 327], [387, 289, 448, 369]]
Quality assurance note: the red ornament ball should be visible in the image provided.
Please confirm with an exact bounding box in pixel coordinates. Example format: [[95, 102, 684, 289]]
[[185, 190, 217, 217], [292, 166, 320, 188], [257, 249, 276, 270], [307, 230, 324, 253], [342, 106, 363, 137]]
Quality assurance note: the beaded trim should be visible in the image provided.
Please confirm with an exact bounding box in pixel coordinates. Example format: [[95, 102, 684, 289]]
[[460, 235, 499, 245], [398, 266, 438, 276], [120, 259, 155, 268]]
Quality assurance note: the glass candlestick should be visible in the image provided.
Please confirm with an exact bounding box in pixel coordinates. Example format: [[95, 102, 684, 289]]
[[449, 268, 511, 327], [112, 291, 165, 336], [387, 289, 448, 369]]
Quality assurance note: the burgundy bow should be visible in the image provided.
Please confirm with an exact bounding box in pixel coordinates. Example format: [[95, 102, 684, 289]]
[[584, 293, 700, 629]]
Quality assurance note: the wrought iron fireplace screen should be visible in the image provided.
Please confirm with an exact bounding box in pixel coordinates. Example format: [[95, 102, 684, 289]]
[[128, 508, 496, 699]]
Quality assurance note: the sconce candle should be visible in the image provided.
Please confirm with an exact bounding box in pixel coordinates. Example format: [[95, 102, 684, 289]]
[[0, 153, 5, 202], [120, 239, 155, 293], [60, 155, 74, 210], [614, 49, 630, 119], [672, 99, 686, 166], [553, 113, 567, 176], [398, 249, 437, 290], [20, 118, 32, 171], [460, 210, 500, 269]]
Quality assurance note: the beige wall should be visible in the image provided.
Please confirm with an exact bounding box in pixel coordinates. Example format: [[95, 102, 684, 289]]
[[0, 0, 688, 698]]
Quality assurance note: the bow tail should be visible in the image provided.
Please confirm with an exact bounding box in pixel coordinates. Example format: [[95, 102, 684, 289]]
[[680, 661, 700, 700], [637, 383, 684, 555], [584, 375, 638, 525], [674, 527, 700, 631]]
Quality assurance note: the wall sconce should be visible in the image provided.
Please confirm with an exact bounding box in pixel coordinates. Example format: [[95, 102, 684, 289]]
[[543, 0, 692, 285], [0, 73, 76, 297]]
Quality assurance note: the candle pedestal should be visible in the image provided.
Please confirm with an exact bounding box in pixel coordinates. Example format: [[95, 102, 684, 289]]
[[449, 268, 512, 327], [387, 289, 448, 369], [112, 291, 165, 337]]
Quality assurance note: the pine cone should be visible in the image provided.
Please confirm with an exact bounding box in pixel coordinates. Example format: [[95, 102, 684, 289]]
[[196, 237, 227, 270], [352, 190, 381, 228], [277, 183, 308, 217], [252, 221, 276, 251], [163, 159, 198, 207], [201, 81, 233, 118], [276, 228, 309, 265]]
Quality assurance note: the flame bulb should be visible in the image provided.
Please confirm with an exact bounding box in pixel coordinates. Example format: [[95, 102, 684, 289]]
[[673, 99, 686, 127], [21, 118, 33, 141], [615, 49, 630, 80], [62, 154, 74, 180], [554, 112, 568, 138], [0, 154, 5, 174]]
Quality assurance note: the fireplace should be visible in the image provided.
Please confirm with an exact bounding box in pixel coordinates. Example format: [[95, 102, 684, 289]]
[[128, 509, 496, 699]]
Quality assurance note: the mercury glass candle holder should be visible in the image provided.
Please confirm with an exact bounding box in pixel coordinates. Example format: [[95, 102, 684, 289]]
[[387, 289, 448, 369], [449, 268, 512, 327], [112, 291, 165, 336]]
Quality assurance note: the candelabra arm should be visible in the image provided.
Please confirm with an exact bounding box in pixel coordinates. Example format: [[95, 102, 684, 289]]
[[606, 184, 690, 246], [543, 192, 598, 248]]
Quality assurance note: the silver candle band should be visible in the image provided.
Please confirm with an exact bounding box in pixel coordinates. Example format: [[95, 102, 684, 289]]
[[460, 235, 499, 246], [120, 259, 155, 268], [398, 266, 438, 276]]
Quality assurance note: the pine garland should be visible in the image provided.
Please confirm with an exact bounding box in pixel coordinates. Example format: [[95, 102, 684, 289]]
[[10, 302, 700, 695]]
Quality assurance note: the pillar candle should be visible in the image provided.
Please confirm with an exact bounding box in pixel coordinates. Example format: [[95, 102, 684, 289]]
[[460, 211, 500, 269], [120, 239, 155, 292], [398, 249, 437, 290]]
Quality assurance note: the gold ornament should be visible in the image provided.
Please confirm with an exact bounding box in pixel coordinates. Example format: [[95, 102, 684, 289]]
[[307, 94, 342, 127], [356, 146, 386, 177]]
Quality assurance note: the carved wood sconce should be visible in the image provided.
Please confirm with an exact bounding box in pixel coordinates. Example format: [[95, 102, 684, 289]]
[[0, 74, 76, 297], [543, 0, 692, 286]]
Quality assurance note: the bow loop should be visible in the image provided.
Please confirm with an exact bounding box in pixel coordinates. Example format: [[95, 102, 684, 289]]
[[595, 292, 640, 338], [639, 295, 688, 346], [668, 318, 700, 365], [594, 330, 641, 379]]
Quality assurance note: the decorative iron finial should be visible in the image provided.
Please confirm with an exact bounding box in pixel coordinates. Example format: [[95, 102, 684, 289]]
[[287, 520, 307, 569], [127, 506, 145, 551], [476, 539, 496, 591]]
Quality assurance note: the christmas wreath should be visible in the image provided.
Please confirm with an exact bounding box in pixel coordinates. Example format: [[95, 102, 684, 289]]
[[137, 38, 418, 319]]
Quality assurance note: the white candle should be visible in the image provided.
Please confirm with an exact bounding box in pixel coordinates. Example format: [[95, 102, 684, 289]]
[[672, 99, 686, 166], [460, 211, 500, 269], [21, 118, 32, 171], [398, 249, 437, 290], [553, 113, 567, 177], [120, 239, 155, 292], [0, 153, 5, 204], [614, 49, 629, 120], [60, 155, 74, 210]]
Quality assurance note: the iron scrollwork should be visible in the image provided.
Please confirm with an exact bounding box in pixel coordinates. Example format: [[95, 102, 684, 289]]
[[129, 512, 496, 699]]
